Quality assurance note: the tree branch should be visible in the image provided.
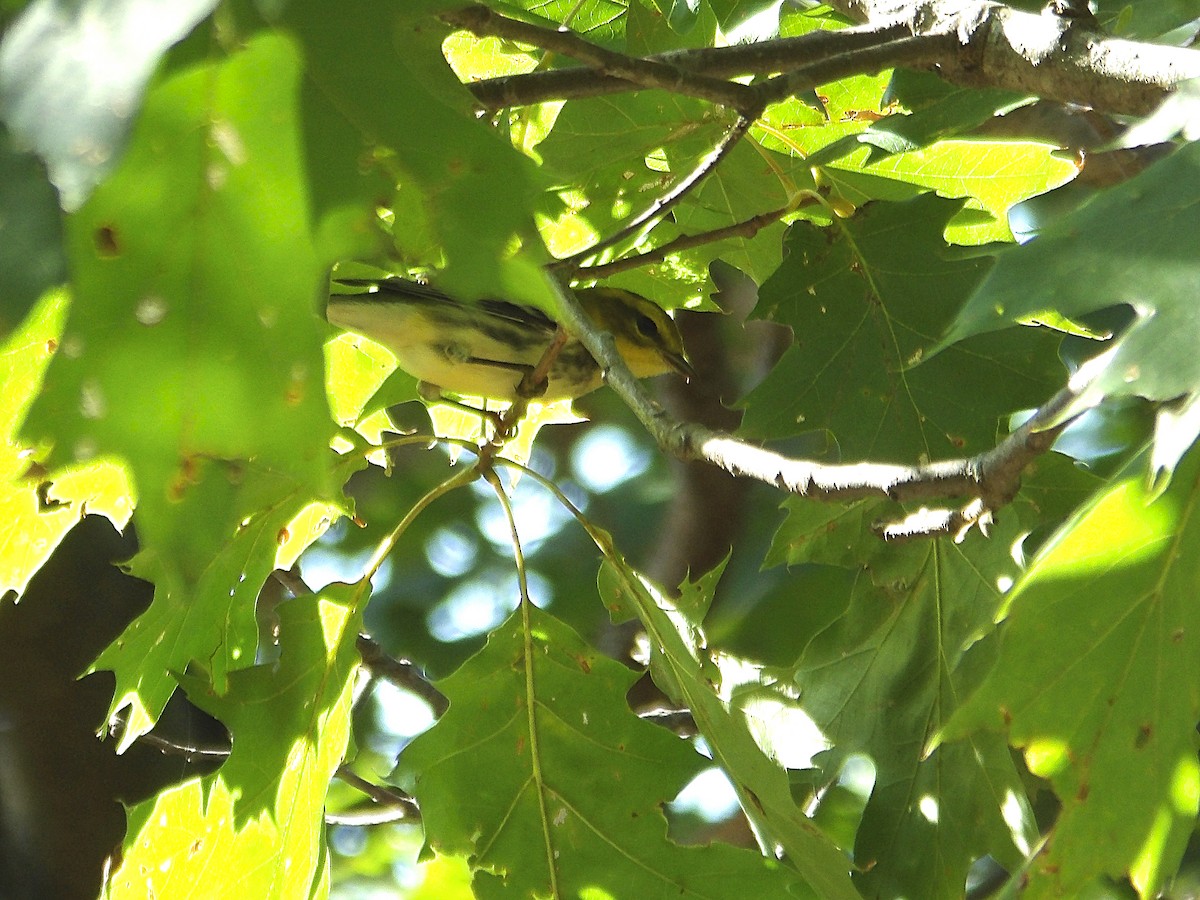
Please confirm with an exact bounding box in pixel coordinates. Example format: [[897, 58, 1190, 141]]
[[356, 633, 449, 716], [930, 1, 1200, 116], [751, 34, 953, 106], [442, 3, 758, 111], [112, 679, 423, 826], [461, 1, 1200, 118], [548, 275, 1084, 539], [122, 719, 230, 763], [328, 768, 421, 826], [466, 23, 912, 110]]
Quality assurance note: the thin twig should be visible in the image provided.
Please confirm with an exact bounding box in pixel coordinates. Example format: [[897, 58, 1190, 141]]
[[324, 805, 415, 827], [120, 713, 422, 826], [330, 767, 421, 825], [272, 566, 313, 597], [442, 3, 757, 111], [123, 721, 231, 762], [356, 633, 450, 716], [575, 204, 804, 280], [552, 111, 761, 274], [638, 708, 699, 737]]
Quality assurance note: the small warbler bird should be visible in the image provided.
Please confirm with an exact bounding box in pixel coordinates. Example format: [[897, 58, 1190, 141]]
[[327, 277, 695, 402]]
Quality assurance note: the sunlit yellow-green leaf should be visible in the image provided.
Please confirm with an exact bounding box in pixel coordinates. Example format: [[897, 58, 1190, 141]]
[[946, 445, 1200, 897]]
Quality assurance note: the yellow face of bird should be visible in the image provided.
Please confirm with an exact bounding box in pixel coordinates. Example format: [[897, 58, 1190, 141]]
[[575, 287, 695, 382]]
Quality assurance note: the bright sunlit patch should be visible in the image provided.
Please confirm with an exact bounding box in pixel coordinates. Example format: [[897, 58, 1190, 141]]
[[374, 678, 436, 740], [1131, 806, 1173, 896], [918, 795, 940, 824], [838, 754, 877, 799], [570, 424, 651, 494], [1024, 738, 1070, 778], [427, 578, 516, 642], [301, 545, 394, 595], [476, 483, 572, 552], [425, 526, 478, 578], [722, 0, 783, 43], [276, 502, 340, 570], [1171, 754, 1200, 814], [426, 572, 551, 643], [579, 888, 616, 900], [996, 575, 1014, 593], [706, 652, 831, 769], [1002, 789, 1033, 855], [740, 691, 830, 770], [1010, 531, 1029, 567], [1026, 477, 1177, 581], [671, 767, 741, 822]]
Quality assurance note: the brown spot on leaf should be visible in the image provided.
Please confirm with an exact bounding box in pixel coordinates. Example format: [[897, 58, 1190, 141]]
[[169, 455, 212, 501], [95, 225, 120, 256]]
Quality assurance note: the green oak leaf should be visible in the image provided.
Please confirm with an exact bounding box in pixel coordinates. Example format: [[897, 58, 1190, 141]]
[[760, 460, 1100, 895], [285, 0, 548, 298], [780, 518, 1036, 897], [598, 559, 860, 900], [859, 139, 1079, 244], [0, 289, 133, 598], [92, 462, 339, 749], [395, 604, 807, 899], [537, 93, 734, 255], [106, 583, 364, 899], [489, 0, 629, 49], [875, 70, 1035, 155], [740, 194, 1063, 460], [943, 444, 1200, 898], [1093, 0, 1200, 39], [26, 33, 338, 743], [944, 141, 1200, 423]]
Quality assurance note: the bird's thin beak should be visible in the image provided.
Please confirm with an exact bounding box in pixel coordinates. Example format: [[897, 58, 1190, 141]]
[[666, 351, 697, 383]]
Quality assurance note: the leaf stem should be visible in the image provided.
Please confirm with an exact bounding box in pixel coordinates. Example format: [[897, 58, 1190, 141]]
[[360, 465, 478, 589], [481, 464, 560, 897]]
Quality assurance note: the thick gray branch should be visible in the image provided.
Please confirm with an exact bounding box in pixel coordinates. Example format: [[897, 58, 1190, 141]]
[[463, 1, 1200, 118], [932, 2, 1200, 116]]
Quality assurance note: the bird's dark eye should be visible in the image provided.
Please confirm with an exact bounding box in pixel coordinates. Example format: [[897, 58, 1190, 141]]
[[634, 313, 657, 338]]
